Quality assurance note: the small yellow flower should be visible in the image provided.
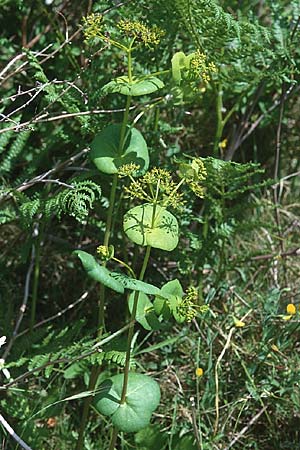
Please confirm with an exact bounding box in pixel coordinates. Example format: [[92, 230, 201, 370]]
[[286, 303, 296, 315], [195, 367, 204, 377], [219, 138, 228, 149], [234, 318, 245, 328]]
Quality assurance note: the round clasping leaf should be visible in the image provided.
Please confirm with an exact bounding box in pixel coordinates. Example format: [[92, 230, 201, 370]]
[[90, 124, 149, 175], [94, 372, 161, 433], [102, 76, 164, 96], [123, 204, 179, 251]]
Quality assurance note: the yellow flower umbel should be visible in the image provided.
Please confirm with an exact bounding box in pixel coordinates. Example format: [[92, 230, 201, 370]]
[[122, 167, 185, 210], [177, 287, 209, 322], [117, 19, 165, 47], [189, 50, 217, 84], [97, 245, 114, 262], [82, 13, 104, 41], [178, 158, 207, 198]]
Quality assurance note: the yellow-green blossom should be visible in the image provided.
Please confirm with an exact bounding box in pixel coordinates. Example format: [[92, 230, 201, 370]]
[[189, 50, 217, 84], [118, 163, 140, 178], [97, 245, 114, 261], [82, 13, 104, 41], [177, 287, 208, 322], [124, 167, 185, 209], [117, 19, 165, 46]]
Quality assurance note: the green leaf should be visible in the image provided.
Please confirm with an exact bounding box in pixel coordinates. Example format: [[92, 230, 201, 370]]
[[102, 76, 164, 96], [171, 52, 187, 83], [135, 425, 168, 449], [110, 272, 160, 296], [63, 362, 85, 379], [171, 51, 195, 84], [128, 292, 161, 331], [160, 279, 184, 298], [94, 372, 161, 433], [173, 434, 198, 450], [154, 280, 185, 323], [123, 203, 179, 251], [74, 250, 124, 293], [90, 124, 149, 175]]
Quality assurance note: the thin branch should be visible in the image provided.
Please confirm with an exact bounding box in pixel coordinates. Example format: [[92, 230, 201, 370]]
[[225, 84, 297, 160], [0, 322, 132, 391], [0, 147, 89, 202], [1, 243, 36, 362], [0, 53, 25, 80], [224, 406, 267, 450], [0, 413, 33, 450], [16, 291, 89, 339], [250, 247, 300, 261]]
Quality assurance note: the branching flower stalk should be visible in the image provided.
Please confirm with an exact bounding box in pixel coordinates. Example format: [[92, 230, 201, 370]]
[[76, 24, 139, 450]]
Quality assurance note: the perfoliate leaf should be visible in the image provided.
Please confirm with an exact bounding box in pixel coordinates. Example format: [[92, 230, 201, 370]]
[[160, 279, 184, 298], [102, 76, 164, 96], [90, 124, 149, 175], [171, 51, 195, 84], [123, 203, 179, 251], [94, 372, 161, 432]]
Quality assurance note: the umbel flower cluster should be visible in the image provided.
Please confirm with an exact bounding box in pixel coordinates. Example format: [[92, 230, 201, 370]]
[[178, 286, 209, 322], [190, 50, 217, 84], [117, 19, 165, 46], [119, 165, 185, 209], [118, 160, 207, 209], [82, 14, 164, 48], [82, 13, 104, 41]]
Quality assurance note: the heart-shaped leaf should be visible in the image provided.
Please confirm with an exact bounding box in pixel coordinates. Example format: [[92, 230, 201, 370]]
[[94, 372, 161, 432], [123, 203, 179, 251], [128, 292, 161, 330], [102, 76, 164, 96], [74, 250, 124, 293], [90, 124, 149, 175]]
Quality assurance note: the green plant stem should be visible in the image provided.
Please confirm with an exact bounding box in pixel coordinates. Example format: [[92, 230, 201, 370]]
[[109, 427, 118, 450], [119, 96, 131, 154], [75, 366, 101, 450], [96, 173, 119, 330], [213, 83, 224, 158], [120, 245, 151, 405], [76, 67, 133, 450], [106, 245, 151, 450]]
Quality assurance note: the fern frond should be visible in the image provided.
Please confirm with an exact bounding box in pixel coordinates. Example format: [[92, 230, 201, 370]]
[[18, 180, 102, 226], [0, 130, 31, 176], [59, 181, 102, 222]]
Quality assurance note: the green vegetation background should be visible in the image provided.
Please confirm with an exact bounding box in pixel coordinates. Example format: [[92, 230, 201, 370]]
[[0, 0, 299, 449]]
